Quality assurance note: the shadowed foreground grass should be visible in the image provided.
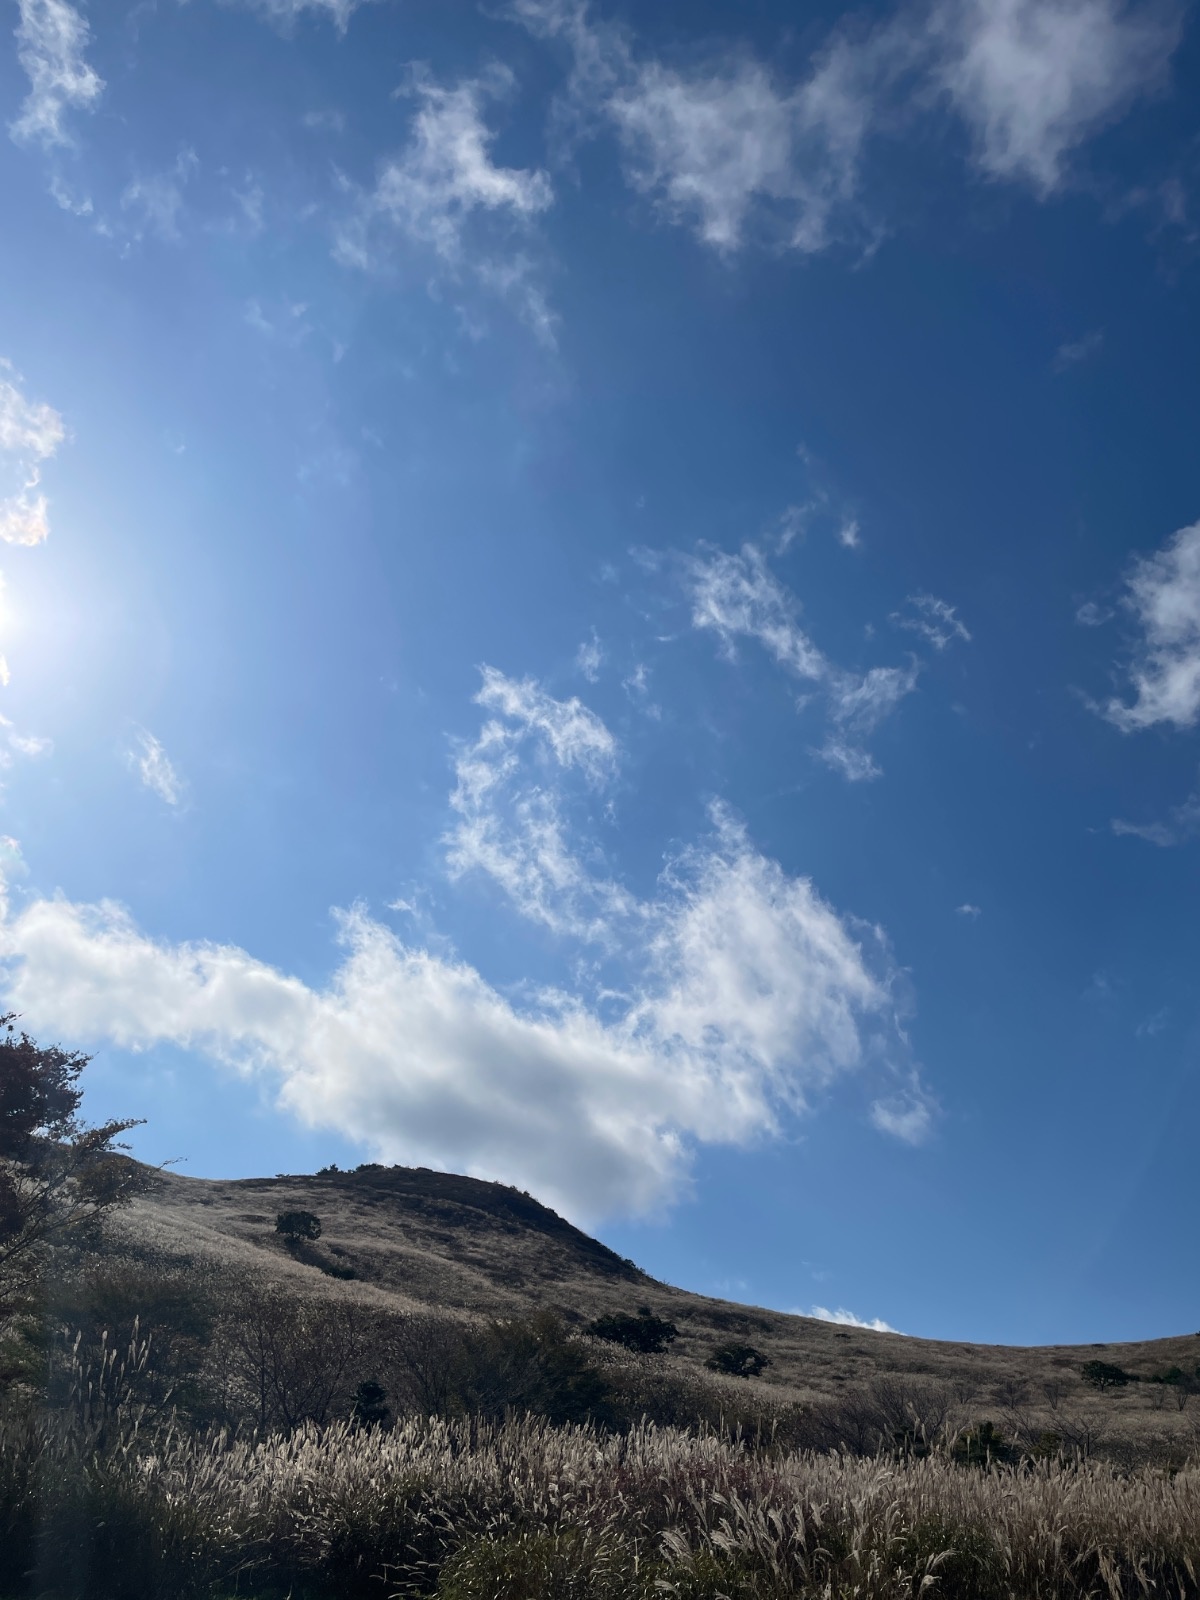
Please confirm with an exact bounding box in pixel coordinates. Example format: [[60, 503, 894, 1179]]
[[3, 1410, 1200, 1599]]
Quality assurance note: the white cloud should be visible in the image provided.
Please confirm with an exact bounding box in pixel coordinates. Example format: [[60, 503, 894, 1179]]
[[0, 808, 907, 1221], [892, 592, 971, 650], [869, 1085, 935, 1144], [121, 150, 199, 242], [956, 902, 982, 917], [1053, 328, 1104, 370], [336, 68, 554, 337], [689, 543, 826, 680], [511, 0, 1181, 270], [129, 729, 185, 807], [838, 517, 861, 550], [575, 630, 604, 682], [1076, 599, 1113, 627], [609, 40, 878, 255], [237, 0, 367, 29], [0, 362, 66, 548], [9, 0, 103, 151], [445, 668, 630, 939], [806, 1304, 901, 1333], [1111, 782, 1200, 846], [687, 544, 918, 780], [1102, 520, 1200, 732], [0, 712, 53, 769], [932, 0, 1180, 194]]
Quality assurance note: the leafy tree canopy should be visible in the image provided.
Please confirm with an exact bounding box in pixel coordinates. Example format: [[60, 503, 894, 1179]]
[[0, 1016, 148, 1313]]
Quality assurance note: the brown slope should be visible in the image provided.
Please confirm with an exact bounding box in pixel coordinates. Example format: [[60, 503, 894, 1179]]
[[117, 1162, 1200, 1449]]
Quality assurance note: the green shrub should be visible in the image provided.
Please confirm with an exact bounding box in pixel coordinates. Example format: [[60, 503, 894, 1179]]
[[1080, 1360, 1133, 1389], [587, 1307, 677, 1354], [454, 1312, 612, 1426], [275, 1210, 322, 1242], [704, 1342, 769, 1378]]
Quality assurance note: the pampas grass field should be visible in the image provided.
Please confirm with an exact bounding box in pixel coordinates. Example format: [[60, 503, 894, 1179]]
[[5, 1405, 1200, 1599], [4, 1163, 1200, 1598]]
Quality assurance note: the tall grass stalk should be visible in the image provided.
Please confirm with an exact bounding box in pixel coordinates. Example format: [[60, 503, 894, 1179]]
[[2, 1408, 1199, 1598]]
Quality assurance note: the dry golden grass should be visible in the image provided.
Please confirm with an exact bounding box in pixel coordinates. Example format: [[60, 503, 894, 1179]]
[[6, 1408, 1200, 1598], [110, 1162, 1200, 1466]]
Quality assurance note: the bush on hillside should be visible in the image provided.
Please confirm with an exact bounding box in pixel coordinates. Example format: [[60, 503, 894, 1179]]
[[275, 1210, 322, 1243], [705, 1342, 769, 1378], [1081, 1360, 1134, 1390], [350, 1378, 390, 1429], [588, 1307, 678, 1354], [454, 1312, 612, 1426]]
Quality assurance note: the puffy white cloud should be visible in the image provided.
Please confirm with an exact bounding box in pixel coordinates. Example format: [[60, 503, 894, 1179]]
[[932, 0, 1180, 194], [0, 832, 898, 1221], [9, 0, 103, 151], [0, 362, 65, 548], [806, 1304, 901, 1333], [0, 670, 927, 1219], [609, 41, 877, 255], [129, 729, 185, 807], [512, 0, 1181, 267], [687, 544, 918, 780], [639, 807, 888, 1122], [1103, 521, 1200, 732], [892, 593, 971, 651]]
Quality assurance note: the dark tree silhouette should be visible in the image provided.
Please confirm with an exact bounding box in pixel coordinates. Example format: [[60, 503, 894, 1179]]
[[0, 1015, 147, 1311], [275, 1210, 322, 1243]]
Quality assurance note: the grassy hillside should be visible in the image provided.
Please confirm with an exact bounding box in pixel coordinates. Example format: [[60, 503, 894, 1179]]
[[108, 1162, 1200, 1462], [5, 1160, 1200, 1598]]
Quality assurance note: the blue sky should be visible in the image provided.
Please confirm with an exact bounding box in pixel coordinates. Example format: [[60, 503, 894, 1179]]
[[2, 0, 1200, 1345]]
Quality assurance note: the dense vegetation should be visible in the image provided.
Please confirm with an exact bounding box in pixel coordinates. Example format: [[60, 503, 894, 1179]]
[[3, 1024, 1200, 1596], [5, 1405, 1200, 1599]]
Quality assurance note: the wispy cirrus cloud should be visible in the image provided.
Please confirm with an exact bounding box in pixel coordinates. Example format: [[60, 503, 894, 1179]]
[[0, 362, 65, 548], [128, 728, 186, 807], [235, 0, 370, 31], [1112, 781, 1200, 846], [9, 0, 103, 151], [892, 592, 971, 651], [1100, 519, 1200, 732], [335, 67, 557, 342], [445, 667, 631, 940], [1054, 328, 1105, 371], [686, 543, 920, 781]]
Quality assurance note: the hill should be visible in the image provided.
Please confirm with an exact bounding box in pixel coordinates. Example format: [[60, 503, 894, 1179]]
[[113, 1161, 1200, 1459]]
